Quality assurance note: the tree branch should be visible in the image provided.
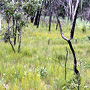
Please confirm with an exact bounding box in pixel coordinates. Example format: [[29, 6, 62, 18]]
[[70, 0, 80, 40]]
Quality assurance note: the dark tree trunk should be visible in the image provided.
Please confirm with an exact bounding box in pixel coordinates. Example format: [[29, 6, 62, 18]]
[[37, 9, 42, 28], [70, 0, 80, 39], [49, 0, 52, 31], [53, 0, 80, 77], [8, 20, 15, 52], [80, 0, 83, 21], [31, 16, 34, 23], [56, 23, 58, 30], [65, 47, 68, 80], [12, 16, 15, 37], [14, 20, 17, 45], [37, 0, 44, 28], [18, 28, 22, 52], [68, 40, 79, 74], [34, 11, 39, 26]]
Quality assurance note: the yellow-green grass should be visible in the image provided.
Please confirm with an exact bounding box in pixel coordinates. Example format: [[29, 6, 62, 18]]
[[0, 19, 90, 90]]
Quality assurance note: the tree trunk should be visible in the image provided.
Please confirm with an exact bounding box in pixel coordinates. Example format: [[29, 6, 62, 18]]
[[49, 0, 52, 31], [0, 10, 1, 32], [68, 40, 79, 74], [8, 20, 15, 52], [12, 16, 15, 37], [65, 47, 68, 80], [34, 11, 39, 26], [81, 0, 83, 20], [56, 23, 58, 30], [53, 0, 80, 77], [14, 20, 17, 45], [18, 28, 22, 52], [37, 0, 44, 28], [31, 16, 34, 23]]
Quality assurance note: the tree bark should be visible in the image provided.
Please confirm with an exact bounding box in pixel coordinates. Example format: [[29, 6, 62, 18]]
[[12, 16, 15, 37], [65, 47, 68, 80], [53, 0, 80, 76], [8, 20, 15, 53], [14, 20, 17, 45], [37, 0, 44, 28], [31, 16, 34, 23], [0, 9, 1, 32], [68, 40, 79, 74], [70, 0, 80, 39], [18, 28, 22, 52], [49, 0, 52, 31], [34, 11, 39, 26]]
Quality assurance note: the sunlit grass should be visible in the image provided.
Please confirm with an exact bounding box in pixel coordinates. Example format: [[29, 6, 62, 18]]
[[0, 18, 90, 90]]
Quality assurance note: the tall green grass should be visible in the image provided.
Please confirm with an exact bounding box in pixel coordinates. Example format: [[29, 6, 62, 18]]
[[0, 18, 90, 90]]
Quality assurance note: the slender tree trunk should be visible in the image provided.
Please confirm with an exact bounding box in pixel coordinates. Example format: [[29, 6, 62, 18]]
[[37, 0, 44, 28], [0, 10, 1, 32], [8, 21, 15, 52], [49, 0, 52, 31], [65, 47, 68, 80], [18, 28, 22, 52], [14, 20, 17, 45], [12, 16, 15, 37], [68, 40, 79, 74], [37, 9, 42, 28], [31, 16, 34, 23], [70, 0, 80, 39], [34, 11, 39, 26], [69, 0, 73, 21], [56, 23, 58, 30], [81, 0, 83, 20], [53, 0, 80, 77]]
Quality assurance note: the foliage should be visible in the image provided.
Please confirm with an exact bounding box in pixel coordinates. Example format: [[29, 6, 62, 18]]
[[4, 2, 17, 21], [22, 0, 40, 17]]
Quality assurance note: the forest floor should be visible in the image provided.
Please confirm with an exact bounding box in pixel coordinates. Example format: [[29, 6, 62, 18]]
[[0, 19, 90, 90]]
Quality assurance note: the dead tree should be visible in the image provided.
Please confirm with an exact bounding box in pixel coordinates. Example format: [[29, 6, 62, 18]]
[[53, 0, 80, 83]]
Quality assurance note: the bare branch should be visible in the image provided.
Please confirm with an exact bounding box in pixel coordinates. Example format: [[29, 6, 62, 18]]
[[53, 1, 69, 41]]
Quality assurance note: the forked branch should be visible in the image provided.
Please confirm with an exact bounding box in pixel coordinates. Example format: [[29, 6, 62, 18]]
[[53, 0, 80, 77], [70, 0, 80, 39]]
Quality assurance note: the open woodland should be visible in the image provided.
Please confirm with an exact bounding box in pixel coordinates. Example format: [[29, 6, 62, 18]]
[[0, 0, 90, 90]]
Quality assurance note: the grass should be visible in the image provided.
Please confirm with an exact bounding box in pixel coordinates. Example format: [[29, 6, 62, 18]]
[[0, 18, 90, 90]]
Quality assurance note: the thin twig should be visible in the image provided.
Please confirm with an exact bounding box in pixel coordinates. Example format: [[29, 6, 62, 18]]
[[65, 47, 68, 80]]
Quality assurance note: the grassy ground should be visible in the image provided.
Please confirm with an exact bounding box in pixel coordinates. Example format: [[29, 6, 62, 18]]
[[0, 19, 90, 90]]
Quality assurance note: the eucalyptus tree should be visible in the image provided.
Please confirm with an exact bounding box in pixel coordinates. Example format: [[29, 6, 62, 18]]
[[4, 2, 16, 52], [53, 0, 80, 85], [22, 0, 38, 20], [34, 0, 44, 28], [3, 1, 26, 52]]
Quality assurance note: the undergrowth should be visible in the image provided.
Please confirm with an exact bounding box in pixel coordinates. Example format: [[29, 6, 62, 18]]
[[0, 18, 90, 90]]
